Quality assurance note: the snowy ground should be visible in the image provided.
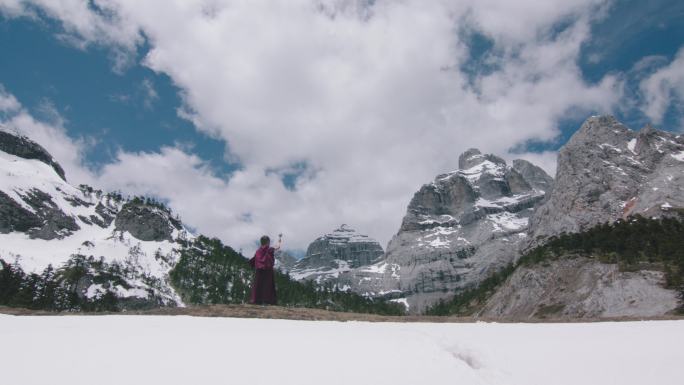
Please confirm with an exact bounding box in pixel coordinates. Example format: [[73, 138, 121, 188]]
[[1, 315, 682, 385]]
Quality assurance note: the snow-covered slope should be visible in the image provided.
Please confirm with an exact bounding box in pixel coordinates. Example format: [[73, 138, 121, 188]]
[[0, 130, 194, 308], [2, 314, 682, 385]]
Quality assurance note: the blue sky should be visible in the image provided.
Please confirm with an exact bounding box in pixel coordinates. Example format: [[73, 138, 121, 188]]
[[0, 17, 236, 176], [0, 0, 683, 251]]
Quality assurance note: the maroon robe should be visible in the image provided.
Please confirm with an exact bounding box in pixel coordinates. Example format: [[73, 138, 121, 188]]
[[249, 246, 277, 305]]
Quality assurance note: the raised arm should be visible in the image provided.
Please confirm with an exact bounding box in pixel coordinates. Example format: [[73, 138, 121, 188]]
[[274, 233, 283, 251]]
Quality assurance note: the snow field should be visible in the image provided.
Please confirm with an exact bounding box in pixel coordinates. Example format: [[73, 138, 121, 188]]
[[1, 315, 682, 385]]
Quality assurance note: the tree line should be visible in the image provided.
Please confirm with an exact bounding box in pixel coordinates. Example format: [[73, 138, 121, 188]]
[[1, 235, 404, 315], [171, 236, 404, 315]]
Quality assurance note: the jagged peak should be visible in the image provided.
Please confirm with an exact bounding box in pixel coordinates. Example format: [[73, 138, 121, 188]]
[[511, 159, 551, 177], [511, 158, 534, 169], [640, 123, 658, 134], [458, 148, 482, 169], [569, 115, 632, 144], [637, 123, 675, 141], [317, 224, 380, 244], [584, 114, 620, 126], [458, 148, 506, 171], [511, 158, 554, 191]]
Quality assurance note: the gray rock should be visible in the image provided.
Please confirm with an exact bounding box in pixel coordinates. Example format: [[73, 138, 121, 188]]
[[529, 115, 684, 243], [114, 201, 180, 242], [91, 202, 116, 228], [0, 190, 42, 233], [21, 189, 80, 240], [0, 187, 81, 240], [511, 159, 554, 193], [479, 257, 680, 319]]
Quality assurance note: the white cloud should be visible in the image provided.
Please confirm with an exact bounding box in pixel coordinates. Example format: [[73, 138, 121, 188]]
[[0, 0, 626, 255], [0, 85, 21, 113], [639, 47, 684, 125], [0, 0, 27, 17]]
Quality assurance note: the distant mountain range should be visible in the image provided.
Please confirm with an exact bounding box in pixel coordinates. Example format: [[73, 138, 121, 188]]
[[2, 115, 683, 318]]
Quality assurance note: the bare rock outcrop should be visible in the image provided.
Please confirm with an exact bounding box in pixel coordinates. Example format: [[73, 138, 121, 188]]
[[529, 115, 684, 243]]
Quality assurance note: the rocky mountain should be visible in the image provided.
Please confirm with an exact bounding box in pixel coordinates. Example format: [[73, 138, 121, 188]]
[[453, 116, 684, 318], [289, 224, 384, 283], [329, 149, 554, 313], [530, 115, 684, 241]]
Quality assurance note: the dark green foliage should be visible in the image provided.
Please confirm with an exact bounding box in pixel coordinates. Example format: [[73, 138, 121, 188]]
[[426, 215, 684, 315], [170, 236, 404, 315], [274, 277, 404, 315], [518, 215, 684, 286], [0, 255, 164, 312], [129, 195, 171, 214], [170, 236, 253, 304], [1, 259, 76, 310], [1, 258, 80, 311]]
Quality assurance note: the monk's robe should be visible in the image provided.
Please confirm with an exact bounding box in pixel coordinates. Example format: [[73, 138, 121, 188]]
[[249, 245, 277, 305]]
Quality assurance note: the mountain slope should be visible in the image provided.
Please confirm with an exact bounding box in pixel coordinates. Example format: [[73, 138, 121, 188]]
[[0, 132, 190, 308], [430, 116, 684, 318], [429, 215, 684, 318]]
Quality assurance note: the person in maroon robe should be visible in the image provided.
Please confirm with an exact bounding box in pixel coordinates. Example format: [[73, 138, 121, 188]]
[[248, 234, 281, 305]]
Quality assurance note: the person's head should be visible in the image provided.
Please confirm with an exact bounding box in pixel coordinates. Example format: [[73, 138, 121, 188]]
[[260, 235, 270, 247]]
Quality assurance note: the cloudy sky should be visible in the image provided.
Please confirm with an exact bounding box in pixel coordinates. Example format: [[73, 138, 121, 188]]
[[1, 0, 683, 255]]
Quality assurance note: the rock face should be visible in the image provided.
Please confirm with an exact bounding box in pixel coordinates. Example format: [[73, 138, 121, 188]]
[[479, 257, 680, 319], [337, 149, 553, 313], [529, 115, 684, 242], [114, 201, 181, 242], [290, 225, 384, 283], [0, 190, 42, 233]]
